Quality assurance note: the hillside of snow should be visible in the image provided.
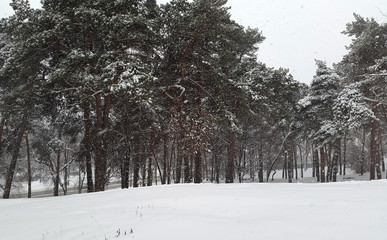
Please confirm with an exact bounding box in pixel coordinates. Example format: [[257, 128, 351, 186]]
[[1, 181, 386, 240]]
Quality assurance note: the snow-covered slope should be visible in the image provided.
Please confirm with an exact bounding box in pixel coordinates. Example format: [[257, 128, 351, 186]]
[[1, 181, 386, 240]]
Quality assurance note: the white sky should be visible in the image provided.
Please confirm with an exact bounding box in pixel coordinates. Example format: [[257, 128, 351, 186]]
[[1, 0, 386, 84]]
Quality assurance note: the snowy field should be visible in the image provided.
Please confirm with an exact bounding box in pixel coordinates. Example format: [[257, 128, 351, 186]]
[[0, 180, 386, 240]]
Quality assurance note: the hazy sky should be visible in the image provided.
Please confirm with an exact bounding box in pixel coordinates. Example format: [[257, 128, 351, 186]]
[[1, 0, 386, 84]]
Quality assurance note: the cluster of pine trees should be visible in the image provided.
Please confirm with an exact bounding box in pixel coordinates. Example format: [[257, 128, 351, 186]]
[[0, 0, 386, 198]]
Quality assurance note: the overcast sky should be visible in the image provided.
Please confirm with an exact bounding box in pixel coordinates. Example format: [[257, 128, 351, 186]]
[[1, 0, 386, 84]]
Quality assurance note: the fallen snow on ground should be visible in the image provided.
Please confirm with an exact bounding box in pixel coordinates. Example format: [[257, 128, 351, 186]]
[[1, 181, 386, 240]]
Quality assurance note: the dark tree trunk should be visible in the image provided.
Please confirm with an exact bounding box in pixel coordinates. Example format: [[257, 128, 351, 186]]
[[133, 135, 140, 188], [54, 132, 61, 197], [83, 102, 94, 192], [0, 117, 5, 158], [293, 144, 298, 180], [121, 154, 130, 189], [213, 142, 221, 184], [147, 131, 155, 186], [370, 121, 378, 180], [343, 133, 347, 176], [175, 140, 182, 184], [380, 131, 385, 173], [3, 107, 30, 199], [258, 147, 264, 183], [332, 138, 341, 182], [94, 93, 104, 191], [287, 143, 293, 183], [360, 127, 366, 176], [320, 147, 326, 183], [162, 130, 168, 185], [183, 155, 191, 183], [313, 147, 320, 182], [25, 134, 32, 198], [194, 151, 202, 183], [298, 145, 304, 179], [225, 131, 235, 183]]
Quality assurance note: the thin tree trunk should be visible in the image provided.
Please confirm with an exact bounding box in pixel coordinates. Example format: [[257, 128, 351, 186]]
[[83, 102, 94, 192], [147, 131, 155, 186], [194, 151, 202, 183], [25, 134, 32, 198], [287, 143, 293, 183], [0, 117, 5, 158], [298, 145, 303, 179], [121, 153, 130, 189], [313, 147, 320, 182], [380, 131, 385, 173], [225, 131, 235, 183], [293, 144, 298, 180], [320, 147, 326, 183], [332, 138, 341, 182], [184, 154, 191, 183], [54, 131, 61, 196], [370, 122, 378, 180], [343, 133, 347, 176], [94, 93, 104, 191], [3, 107, 30, 199], [258, 146, 264, 183], [133, 134, 140, 188], [162, 130, 168, 185]]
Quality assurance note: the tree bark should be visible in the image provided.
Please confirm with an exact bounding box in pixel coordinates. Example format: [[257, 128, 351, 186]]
[[194, 151, 202, 183], [25, 134, 32, 198], [287, 143, 293, 183], [147, 131, 155, 186], [162, 130, 168, 185], [332, 138, 341, 182], [320, 147, 326, 183], [83, 102, 94, 192], [225, 131, 235, 183], [370, 120, 378, 180], [94, 93, 105, 191], [343, 133, 347, 176], [258, 146, 264, 183], [3, 107, 30, 199], [54, 132, 61, 197]]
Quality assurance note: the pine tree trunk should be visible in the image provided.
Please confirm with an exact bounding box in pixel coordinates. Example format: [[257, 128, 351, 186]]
[[54, 132, 61, 197], [370, 120, 378, 180], [133, 135, 140, 188], [183, 155, 191, 183], [320, 147, 326, 183], [162, 130, 168, 185], [287, 143, 293, 183], [175, 139, 182, 184], [314, 148, 320, 182], [3, 107, 30, 199], [94, 93, 104, 191], [380, 131, 385, 173], [225, 131, 235, 183], [258, 147, 264, 182], [25, 134, 32, 198], [83, 102, 94, 192], [293, 144, 298, 180], [194, 151, 202, 183], [0, 117, 5, 158], [343, 133, 347, 176], [332, 138, 341, 182], [298, 145, 303, 179], [121, 154, 130, 189], [360, 128, 366, 176], [147, 131, 155, 186]]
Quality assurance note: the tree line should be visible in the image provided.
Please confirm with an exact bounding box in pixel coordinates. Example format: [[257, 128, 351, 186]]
[[0, 0, 386, 198]]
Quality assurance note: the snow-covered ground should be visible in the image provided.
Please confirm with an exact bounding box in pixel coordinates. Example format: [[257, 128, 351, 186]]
[[0, 180, 386, 240]]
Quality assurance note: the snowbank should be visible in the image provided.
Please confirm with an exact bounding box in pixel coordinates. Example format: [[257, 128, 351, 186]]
[[0, 181, 386, 240]]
